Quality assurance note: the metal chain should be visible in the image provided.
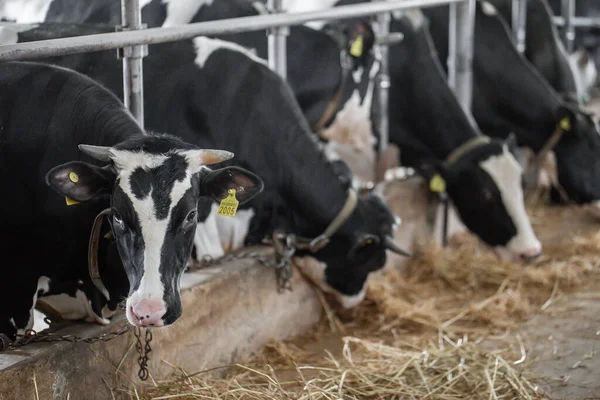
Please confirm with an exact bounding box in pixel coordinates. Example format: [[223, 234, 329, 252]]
[[134, 327, 153, 381]]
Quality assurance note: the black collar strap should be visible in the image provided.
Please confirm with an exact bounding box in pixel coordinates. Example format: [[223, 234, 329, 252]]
[[88, 208, 113, 302]]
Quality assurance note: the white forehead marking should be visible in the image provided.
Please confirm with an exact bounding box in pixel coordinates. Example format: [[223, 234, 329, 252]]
[[161, 0, 214, 27], [479, 145, 541, 256], [114, 150, 196, 304], [481, 1, 497, 16], [193, 36, 268, 69]]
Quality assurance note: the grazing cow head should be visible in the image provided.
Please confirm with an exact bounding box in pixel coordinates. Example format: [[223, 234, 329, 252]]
[[294, 178, 408, 309], [46, 134, 263, 328], [419, 135, 542, 262]]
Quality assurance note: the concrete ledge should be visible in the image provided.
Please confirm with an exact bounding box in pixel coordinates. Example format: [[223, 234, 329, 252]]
[[0, 178, 430, 399]]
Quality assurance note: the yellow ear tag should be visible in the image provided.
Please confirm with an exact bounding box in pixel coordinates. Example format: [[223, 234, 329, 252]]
[[559, 116, 571, 132], [349, 34, 364, 57], [69, 171, 79, 183], [65, 197, 80, 206], [429, 174, 446, 193], [217, 189, 239, 217]]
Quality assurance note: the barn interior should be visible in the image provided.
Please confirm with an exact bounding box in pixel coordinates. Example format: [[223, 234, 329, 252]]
[[0, 0, 600, 399]]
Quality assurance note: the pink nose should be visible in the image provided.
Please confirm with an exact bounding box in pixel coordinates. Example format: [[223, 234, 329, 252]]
[[131, 299, 166, 327], [516, 246, 542, 262]]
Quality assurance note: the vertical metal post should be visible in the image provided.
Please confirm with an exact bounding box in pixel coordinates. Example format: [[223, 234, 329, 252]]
[[448, 0, 475, 113], [561, 0, 575, 53], [512, 0, 527, 53], [447, 2, 457, 89], [375, 9, 391, 153], [267, 0, 288, 78], [120, 0, 147, 127]]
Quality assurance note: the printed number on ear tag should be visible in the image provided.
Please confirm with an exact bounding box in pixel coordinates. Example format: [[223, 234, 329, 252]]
[[65, 197, 80, 206], [350, 34, 364, 57], [559, 117, 571, 132], [429, 174, 446, 193], [217, 189, 239, 217]]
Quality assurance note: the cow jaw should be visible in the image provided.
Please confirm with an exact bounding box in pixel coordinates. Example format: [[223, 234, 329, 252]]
[[480, 146, 542, 262]]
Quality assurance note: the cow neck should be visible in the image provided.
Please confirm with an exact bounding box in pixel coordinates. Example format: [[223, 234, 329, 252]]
[[472, 7, 563, 152], [392, 18, 485, 160]]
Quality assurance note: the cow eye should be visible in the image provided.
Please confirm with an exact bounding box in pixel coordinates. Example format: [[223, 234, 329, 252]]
[[113, 213, 125, 228], [185, 210, 197, 224]]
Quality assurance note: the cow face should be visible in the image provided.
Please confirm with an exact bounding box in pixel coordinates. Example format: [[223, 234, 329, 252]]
[[295, 192, 407, 309], [46, 134, 263, 328], [551, 105, 600, 206], [423, 136, 541, 262]]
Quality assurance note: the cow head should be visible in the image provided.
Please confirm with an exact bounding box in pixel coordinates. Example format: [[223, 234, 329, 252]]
[[295, 190, 408, 309], [46, 134, 263, 328], [420, 135, 542, 262], [343, 19, 375, 68], [548, 104, 600, 206]]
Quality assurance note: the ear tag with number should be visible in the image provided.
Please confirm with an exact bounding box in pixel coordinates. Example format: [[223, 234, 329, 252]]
[[217, 189, 239, 217], [559, 116, 571, 132], [429, 174, 446, 193], [350, 34, 364, 57], [65, 171, 80, 206]]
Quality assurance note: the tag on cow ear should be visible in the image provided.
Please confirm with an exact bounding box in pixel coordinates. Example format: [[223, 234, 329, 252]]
[[349, 34, 364, 57], [217, 189, 239, 217], [46, 161, 116, 204], [559, 116, 571, 132], [429, 174, 446, 193], [345, 20, 375, 60]]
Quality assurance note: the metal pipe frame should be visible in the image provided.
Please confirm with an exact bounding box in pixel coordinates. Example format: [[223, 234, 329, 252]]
[[512, 0, 528, 53], [553, 15, 600, 28], [374, 2, 391, 153], [119, 0, 147, 127], [267, 0, 288, 78], [447, 2, 457, 89], [448, 0, 475, 114], [561, 0, 575, 53], [0, 0, 464, 61]]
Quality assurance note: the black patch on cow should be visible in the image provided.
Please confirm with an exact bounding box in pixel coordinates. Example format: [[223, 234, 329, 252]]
[[151, 154, 188, 220], [129, 167, 152, 200]]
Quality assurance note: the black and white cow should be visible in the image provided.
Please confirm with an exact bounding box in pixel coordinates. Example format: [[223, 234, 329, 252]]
[[424, 2, 600, 209], [486, 0, 597, 104], [0, 24, 410, 312], [237, 0, 543, 261], [0, 60, 263, 339]]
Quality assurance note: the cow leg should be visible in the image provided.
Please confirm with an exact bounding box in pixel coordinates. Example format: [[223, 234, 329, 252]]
[[0, 275, 43, 340]]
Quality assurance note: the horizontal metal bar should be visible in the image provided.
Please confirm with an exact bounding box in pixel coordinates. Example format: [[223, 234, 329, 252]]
[[553, 16, 600, 28], [0, 0, 465, 62]]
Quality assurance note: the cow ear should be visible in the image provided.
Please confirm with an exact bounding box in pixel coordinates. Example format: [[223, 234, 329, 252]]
[[345, 19, 375, 60], [201, 166, 264, 205], [45, 161, 116, 202]]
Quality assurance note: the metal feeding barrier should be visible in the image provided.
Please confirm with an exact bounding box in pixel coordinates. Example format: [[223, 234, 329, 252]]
[[511, 0, 600, 55]]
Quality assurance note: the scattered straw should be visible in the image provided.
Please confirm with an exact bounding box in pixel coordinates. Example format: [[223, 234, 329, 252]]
[[138, 204, 599, 399]]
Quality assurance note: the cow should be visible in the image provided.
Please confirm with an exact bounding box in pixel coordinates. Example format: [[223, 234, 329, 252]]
[[423, 2, 600, 209], [0, 60, 263, 340], [0, 25, 412, 314], [486, 0, 597, 104]]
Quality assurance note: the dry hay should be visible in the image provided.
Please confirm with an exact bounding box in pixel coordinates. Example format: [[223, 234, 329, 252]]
[[140, 204, 600, 400]]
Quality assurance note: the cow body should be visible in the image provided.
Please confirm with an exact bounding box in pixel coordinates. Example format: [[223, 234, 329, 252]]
[[424, 2, 600, 207], [0, 60, 262, 338]]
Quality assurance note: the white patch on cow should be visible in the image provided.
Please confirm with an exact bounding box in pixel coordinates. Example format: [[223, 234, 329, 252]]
[[0, 0, 53, 23], [281, 0, 340, 29], [403, 9, 426, 29], [9, 318, 16, 329], [161, 0, 214, 27], [37, 276, 51, 294], [32, 310, 49, 332], [37, 291, 110, 325], [352, 66, 364, 84], [193, 36, 267, 69], [568, 49, 598, 102], [481, 1, 497, 16], [193, 203, 255, 261], [479, 145, 542, 260], [294, 256, 367, 309], [110, 150, 196, 321], [320, 61, 379, 152]]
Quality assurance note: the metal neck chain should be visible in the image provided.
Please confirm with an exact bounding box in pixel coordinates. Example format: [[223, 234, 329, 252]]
[[134, 327, 153, 381]]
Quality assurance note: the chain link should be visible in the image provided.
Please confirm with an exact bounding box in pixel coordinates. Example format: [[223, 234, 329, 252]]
[[134, 327, 153, 381]]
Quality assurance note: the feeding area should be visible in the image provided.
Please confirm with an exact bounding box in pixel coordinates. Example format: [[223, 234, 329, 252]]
[[0, 0, 600, 399]]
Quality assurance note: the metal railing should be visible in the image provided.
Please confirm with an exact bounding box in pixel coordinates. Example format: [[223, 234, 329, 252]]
[[0, 0, 475, 152]]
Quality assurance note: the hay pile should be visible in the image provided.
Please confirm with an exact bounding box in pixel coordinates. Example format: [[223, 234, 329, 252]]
[[141, 205, 600, 400]]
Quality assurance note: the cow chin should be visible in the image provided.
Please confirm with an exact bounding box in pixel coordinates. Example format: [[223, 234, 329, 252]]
[[293, 256, 368, 310]]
